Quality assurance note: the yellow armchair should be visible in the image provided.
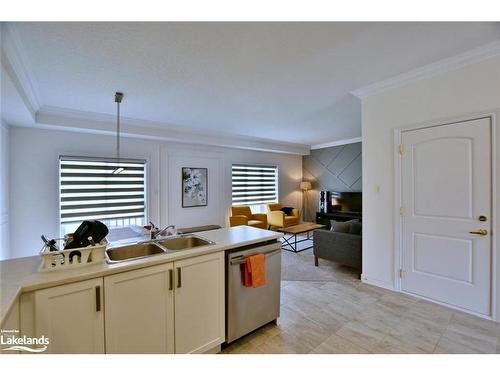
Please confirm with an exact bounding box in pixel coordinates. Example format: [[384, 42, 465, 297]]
[[229, 206, 268, 229], [266, 203, 300, 229]]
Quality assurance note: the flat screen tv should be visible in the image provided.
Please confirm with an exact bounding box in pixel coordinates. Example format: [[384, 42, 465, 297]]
[[331, 191, 362, 213]]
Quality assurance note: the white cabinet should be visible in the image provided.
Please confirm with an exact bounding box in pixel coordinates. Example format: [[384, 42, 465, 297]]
[[174, 252, 225, 354], [1, 297, 20, 354], [33, 278, 104, 354], [104, 262, 175, 353], [104, 251, 225, 354], [26, 251, 225, 354]]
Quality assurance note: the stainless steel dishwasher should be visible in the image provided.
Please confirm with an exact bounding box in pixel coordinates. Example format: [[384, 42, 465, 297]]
[[226, 240, 282, 343]]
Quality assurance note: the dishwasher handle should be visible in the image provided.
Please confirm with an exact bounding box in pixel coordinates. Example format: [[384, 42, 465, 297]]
[[229, 248, 281, 265]]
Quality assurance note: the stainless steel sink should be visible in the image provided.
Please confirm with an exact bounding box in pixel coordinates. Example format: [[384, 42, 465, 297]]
[[105, 234, 215, 263], [106, 242, 166, 263], [156, 235, 214, 251]]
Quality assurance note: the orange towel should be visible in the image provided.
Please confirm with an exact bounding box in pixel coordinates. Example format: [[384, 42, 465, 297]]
[[243, 253, 266, 288]]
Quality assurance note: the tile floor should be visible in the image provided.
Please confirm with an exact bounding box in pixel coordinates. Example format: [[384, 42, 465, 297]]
[[222, 279, 500, 354]]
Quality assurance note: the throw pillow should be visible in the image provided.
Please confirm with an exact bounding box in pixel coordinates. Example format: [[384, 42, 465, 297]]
[[330, 220, 350, 233], [281, 207, 294, 216], [330, 219, 360, 233]]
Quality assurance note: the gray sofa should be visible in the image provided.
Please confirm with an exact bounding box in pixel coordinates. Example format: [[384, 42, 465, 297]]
[[313, 229, 362, 276]]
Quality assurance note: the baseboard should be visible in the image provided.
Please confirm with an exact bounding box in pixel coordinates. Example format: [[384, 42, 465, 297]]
[[203, 344, 221, 354], [400, 289, 495, 321], [360, 274, 395, 291]]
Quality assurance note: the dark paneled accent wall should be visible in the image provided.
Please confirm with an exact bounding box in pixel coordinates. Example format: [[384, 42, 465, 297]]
[[302, 142, 362, 221]]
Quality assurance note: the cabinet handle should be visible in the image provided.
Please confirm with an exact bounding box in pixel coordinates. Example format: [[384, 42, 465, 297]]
[[177, 267, 182, 288], [95, 286, 101, 312], [169, 269, 173, 290]]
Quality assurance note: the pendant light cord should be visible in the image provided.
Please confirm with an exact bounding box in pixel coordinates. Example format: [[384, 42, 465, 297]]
[[112, 92, 124, 174], [116, 99, 120, 161]]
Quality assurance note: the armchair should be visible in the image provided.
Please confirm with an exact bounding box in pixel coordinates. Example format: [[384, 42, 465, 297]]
[[266, 203, 300, 229], [229, 206, 268, 229]]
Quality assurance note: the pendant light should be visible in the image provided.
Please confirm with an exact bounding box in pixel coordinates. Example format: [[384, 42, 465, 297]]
[[112, 91, 125, 174]]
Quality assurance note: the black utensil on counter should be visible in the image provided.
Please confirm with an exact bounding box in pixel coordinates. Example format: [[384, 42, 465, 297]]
[[64, 220, 109, 250], [41, 235, 59, 252], [41, 235, 64, 265]]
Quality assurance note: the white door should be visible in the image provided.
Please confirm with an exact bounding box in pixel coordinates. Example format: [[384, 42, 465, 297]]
[[401, 117, 492, 315], [104, 263, 175, 353], [174, 252, 225, 354], [34, 278, 105, 353]]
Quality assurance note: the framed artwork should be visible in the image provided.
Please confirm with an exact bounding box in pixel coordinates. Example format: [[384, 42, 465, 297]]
[[182, 167, 208, 207]]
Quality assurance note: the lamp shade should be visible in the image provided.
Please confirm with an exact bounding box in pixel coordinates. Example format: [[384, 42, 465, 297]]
[[300, 181, 312, 190]]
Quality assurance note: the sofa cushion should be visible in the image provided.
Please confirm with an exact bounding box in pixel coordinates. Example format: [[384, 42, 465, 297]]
[[284, 216, 299, 226], [313, 229, 362, 271], [247, 220, 267, 229], [248, 220, 265, 226], [349, 222, 362, 235]]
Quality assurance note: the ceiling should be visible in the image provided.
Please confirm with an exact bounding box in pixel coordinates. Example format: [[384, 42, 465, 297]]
[[5, 22, 500, 146]]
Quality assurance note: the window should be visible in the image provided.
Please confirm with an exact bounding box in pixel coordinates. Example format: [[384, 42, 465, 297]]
[[231, 164, 278, 212], [59, 156, 147, 235]]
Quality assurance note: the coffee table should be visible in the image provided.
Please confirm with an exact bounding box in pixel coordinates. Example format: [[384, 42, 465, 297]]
[[278, 222, 325, 253]]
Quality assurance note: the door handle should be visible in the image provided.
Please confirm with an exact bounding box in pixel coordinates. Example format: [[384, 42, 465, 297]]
[[95, 286, 101, 312], [177, 267, 182, 288], [169, 269, 173, 291], [469, 229, 488, 236]]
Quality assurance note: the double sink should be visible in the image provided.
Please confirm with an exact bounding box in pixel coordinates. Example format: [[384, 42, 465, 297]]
[[105, 234, 215, 263]]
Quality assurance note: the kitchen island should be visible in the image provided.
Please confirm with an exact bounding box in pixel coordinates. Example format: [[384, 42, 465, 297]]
[[0, 226, 282, 354]]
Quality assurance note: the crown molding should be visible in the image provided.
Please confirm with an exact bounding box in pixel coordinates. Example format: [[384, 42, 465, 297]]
[[311, 136, 362, 150], [351, 40, 500, 100], [34, 105, 310, 155], [1, 23, 42, 116]]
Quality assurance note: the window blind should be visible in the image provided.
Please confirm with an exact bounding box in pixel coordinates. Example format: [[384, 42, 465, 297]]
[[231, 164, 278, 205], [59, 157, 147, 225]]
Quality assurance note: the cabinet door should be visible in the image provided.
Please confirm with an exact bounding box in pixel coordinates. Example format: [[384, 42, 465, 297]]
[[1, 298, 20, 354], [174, 252, 225, 354], [34, 278, 104, 354], [104, 263, 174, 353]]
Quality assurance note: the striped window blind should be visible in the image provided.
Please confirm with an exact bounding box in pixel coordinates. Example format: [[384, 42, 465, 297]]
[[231, 164, 278, 206], [59, 157, 147, 231]]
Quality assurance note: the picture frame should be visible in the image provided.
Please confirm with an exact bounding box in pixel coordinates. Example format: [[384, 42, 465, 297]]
[[182, 167, 208, 208]]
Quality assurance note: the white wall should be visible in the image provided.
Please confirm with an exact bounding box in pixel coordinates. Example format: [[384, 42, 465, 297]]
[[9, 126, 302, 259], [361, 56, 500, 318], [0, 122, 10, 260], [0, 23, 10, 261]]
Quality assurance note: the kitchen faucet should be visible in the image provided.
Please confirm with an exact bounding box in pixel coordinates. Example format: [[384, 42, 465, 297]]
[[144, 222, 177, 240]]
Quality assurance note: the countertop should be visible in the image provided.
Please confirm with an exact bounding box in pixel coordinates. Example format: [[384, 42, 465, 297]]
[[0, 226, 282, 326]]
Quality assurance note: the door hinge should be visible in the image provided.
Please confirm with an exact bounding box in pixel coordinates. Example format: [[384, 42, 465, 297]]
[[399, 269, 405, 278], [399, 207, 405, 216], [398, 144, 405, 156]]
